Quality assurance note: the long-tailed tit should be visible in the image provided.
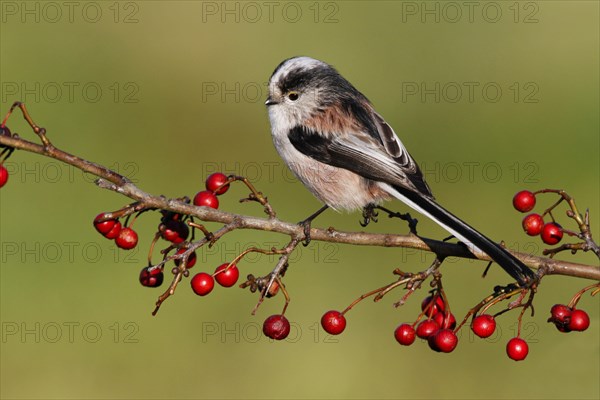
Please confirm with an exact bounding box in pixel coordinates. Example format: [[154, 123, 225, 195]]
[[265, 56, 534, 286]]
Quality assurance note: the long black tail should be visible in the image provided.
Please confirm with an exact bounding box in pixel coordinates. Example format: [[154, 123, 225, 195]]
[[390, 185, 536, 286]]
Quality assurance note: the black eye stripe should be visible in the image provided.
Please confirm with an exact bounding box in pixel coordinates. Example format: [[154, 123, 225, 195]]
[[278, 70, 308, 94]]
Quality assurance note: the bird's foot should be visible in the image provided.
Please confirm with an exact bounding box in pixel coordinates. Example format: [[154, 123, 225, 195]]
[[298, 218, 313, 247], [298, 205, 329, 246], [360, 204, 379, 227], [370, 205, 419, 234]]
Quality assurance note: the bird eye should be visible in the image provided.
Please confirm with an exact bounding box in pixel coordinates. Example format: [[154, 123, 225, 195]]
[[288, 92, 299, 101]]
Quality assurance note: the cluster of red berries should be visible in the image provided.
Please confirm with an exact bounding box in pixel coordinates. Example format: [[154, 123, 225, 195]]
[[159, 211, 190, 244], [0, 164, 8, 188], [316, 296, 462, 352], [548, 304, 590, 333], [93, 213, 139, 250], [180, 281, 292, 341], [92, 173, 233, 288], [187, 259, 292, 342], [393, 296, 460, 353], [97, 174, 226, 292], [138, 212, 197, 288], [513, 190, 563, 245], [141, 173, 233, 290], [190, 263, 240, 295], [89, 174, 596, 349], [193, 172, 230, 209], [131, 171, 289, 340], [317, 294, 536, 360]]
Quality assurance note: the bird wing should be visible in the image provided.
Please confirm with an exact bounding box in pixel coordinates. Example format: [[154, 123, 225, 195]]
[[370, 111, 432, 197], [288, 118, 433, 198]]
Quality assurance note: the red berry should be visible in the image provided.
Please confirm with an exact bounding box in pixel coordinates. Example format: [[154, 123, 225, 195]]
[[161, 219, 189, 243], [214, 263, 239, 287], [513, 190, 536, 212], [506, 337, 529, 361], [193, 190, 219, 209], [104, 221, 122, 239], [429, 329, 458, 353], [263, 314, 290, 340], [522, 213, 544, 236], [568, 309, 590, 332], [206, 172, 230, 195], [0, 164, 8, 188], [421, 295, 445, 315], [549, 303, 573, 332], [394, 323, 416, 346], [174, 248, 197, 268], [541, 223, 563, 245], [191, 272, 214, 296], [472, 314, 496, 338], [115, 227, 138, 250], [321, 310, 347, 335], [139, 266, 164, 287], [433, 312, 456, 330], [549, 304, 572, 325], [416, 319, 440, 339], [93, 213, 118, 235]]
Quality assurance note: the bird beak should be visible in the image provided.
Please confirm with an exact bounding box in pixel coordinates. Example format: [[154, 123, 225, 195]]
[[265, 96, 278, 106]]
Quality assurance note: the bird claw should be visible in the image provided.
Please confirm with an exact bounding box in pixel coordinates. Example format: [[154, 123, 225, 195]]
[[297, 205, 328, 247], [361, 205, 419, 234], [298, 219, 312, 246], [360, 204, 379, 227]]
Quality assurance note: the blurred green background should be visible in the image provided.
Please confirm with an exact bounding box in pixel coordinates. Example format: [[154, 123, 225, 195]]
[[1, 1, 598, 399]]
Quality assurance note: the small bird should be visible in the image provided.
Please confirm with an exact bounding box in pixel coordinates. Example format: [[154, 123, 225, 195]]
[[265, 56, 535, 286]]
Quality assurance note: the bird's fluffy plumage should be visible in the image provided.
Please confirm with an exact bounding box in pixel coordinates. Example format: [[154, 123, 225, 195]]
[[265, 56, 535, 285], [267, 56, 431, 207]]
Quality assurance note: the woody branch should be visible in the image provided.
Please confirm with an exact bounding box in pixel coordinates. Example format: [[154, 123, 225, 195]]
[[0, 105, 598, 282]]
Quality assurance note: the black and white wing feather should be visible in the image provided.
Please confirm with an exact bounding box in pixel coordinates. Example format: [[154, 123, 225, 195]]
[[288, 124, 423, 194], [371, 111, 432, 197], [287, 121, 535, 286]]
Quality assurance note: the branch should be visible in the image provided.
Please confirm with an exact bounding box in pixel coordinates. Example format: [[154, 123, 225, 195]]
[[1, 116, 598, 282]]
